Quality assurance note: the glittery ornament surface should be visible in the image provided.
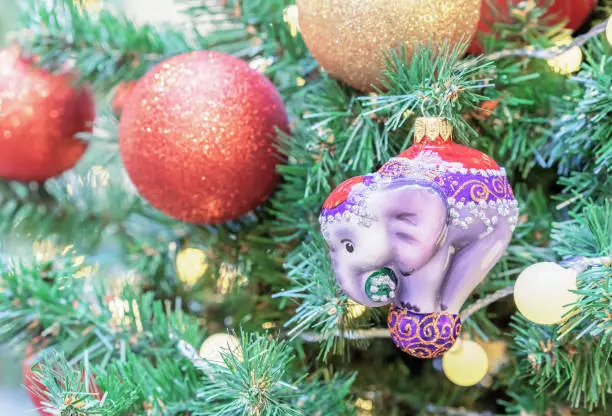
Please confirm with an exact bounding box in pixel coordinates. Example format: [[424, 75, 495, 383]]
[[119, 51, 289, 224], [388, 306, 461, 359], [0, 48, 94, 182], [297, 0, 481, 91]]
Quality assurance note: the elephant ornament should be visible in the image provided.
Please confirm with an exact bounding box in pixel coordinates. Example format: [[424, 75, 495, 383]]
[[319, 117, 518, 359]]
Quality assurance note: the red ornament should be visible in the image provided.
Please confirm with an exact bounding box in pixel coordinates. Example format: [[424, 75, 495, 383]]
[[323, 176, 365, 210], [0, 48, 95, 182], [23, 342, 102, 416], [119, 51, 289, 224], [468, 0, 597, 54], [399, 139, 500, 170], [111, 80, 137, 115]]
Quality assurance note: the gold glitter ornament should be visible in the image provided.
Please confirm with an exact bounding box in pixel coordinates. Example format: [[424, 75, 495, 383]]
[[297, 0, 481, 91]]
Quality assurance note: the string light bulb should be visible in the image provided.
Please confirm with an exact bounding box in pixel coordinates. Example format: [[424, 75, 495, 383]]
[[199, 333, 242, 366], [514, 262, 577, 324], [547, 41, 583, 75], [607, 18, 612, 46], [175, 247, 208, 286], [216, 263, 248, 295], [442, 339, 488, 387], [283, 5, 300, 37]]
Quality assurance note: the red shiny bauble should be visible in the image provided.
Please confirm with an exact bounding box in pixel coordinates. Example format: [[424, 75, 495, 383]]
[[0, 49, 95, 182], [119, 51, 289, 224], [468, 0, 597, 54]]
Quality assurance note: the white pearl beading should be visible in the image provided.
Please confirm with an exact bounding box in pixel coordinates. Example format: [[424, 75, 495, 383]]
[[320, 156, 518, 238]]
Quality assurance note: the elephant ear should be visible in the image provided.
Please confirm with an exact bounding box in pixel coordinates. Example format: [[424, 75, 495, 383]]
[[374, 183, 447, 272]]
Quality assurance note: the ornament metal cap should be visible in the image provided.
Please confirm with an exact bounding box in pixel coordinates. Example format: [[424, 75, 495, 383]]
[[414, 117, 453, 144]]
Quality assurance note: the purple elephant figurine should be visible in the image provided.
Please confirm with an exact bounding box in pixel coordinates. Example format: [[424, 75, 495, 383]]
[[320, 117, 518, 359]]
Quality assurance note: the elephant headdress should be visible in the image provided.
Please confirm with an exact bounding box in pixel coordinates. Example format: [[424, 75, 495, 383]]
[[320, 117, 518, 358]]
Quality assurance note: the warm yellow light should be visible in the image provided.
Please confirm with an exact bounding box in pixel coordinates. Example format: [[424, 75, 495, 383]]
[[607, 18, 612, 46], [514, 262, 577, 325], [75, 0, 102, 10], [355, 397, 374, 415], [216, 263, 248, 295], [88, 165, 110, 188], [73, 263, 99, 279], [283, 5, 300, 37], [176, 248, 208, 286], [199, 333, 242, 366], [547, 44, 583, 75], [249, 56, 274, 73], [345, 299, 367, 320], [442, 339, 488, 386], [32, 240, 61, 262], [108, 298, 130, 327], [482, 340, 508, 375]]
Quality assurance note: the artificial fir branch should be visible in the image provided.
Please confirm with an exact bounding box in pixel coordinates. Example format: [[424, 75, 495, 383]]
[[486, 19, 609, 60], [26, 353, 140, 415], [3, 0, 612, 414], [361, 42, 495, 142], [0, 255, 207, 414], [19, 0, 198, 90], [175, 332, 356, 416]]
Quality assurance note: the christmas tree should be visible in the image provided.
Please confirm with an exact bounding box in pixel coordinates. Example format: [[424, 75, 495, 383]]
[[0, 0, 611, 415]]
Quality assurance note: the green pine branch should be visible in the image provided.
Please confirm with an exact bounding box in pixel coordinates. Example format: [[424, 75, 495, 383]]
[[174, 332, 356, 416]]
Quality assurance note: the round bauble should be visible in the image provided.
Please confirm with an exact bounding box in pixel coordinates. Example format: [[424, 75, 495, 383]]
[[514, 262, 577, 325], [200, 333, 242, 366], [0, 49, 95, 182], [442, 339, 489, 387], [297, 0, 481, 91], [176, 247, 208, 286], [547, 44, 583, 75], [468, 0, 597, 54], [119, 51, 289, 224], [547, 0, 596, 31]]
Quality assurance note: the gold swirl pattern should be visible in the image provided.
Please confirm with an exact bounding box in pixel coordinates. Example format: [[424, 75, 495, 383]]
[[375, 158, 513, 206], [451, 178, 510, 203], [387, 306, 462, 359], [491, 176, 506, 194]]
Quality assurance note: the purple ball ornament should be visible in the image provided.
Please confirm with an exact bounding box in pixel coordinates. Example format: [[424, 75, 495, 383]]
[[320, 117, 518, 359]]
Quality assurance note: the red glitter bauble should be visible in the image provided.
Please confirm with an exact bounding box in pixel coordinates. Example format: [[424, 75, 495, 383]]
[[119, 51, 289, 224], [0, 49, 95, 182], [468, 0, 597, 54]]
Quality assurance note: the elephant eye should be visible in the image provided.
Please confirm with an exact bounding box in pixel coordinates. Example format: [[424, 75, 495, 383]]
[[341, 239, 354, 253]]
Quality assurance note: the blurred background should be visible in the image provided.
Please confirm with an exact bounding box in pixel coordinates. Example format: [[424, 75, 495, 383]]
[[1, 0, 34, 410]]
